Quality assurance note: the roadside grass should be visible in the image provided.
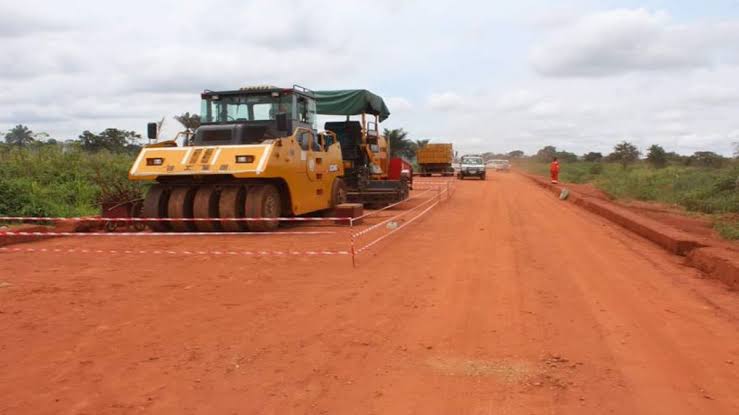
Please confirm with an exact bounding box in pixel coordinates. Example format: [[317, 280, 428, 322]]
[[0, 145, 141, 218], [715, 220, 739, 240], [515, 159, 739, 240]]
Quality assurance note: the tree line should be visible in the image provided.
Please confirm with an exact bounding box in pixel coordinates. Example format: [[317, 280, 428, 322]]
[[5, 120, 736, 170], [3, 124, 142, 154], [386, 130, 735, 169], [525, 141, 733, 169]]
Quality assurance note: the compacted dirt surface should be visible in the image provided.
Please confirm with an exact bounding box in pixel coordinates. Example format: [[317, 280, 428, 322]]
[[1, 173, 738, 415]]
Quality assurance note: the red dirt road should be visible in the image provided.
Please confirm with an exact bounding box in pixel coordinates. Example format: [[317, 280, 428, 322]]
[[1, 173, 738, 414]]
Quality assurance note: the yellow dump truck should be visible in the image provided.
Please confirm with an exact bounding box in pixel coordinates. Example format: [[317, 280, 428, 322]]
[[416, 143, 455, 176], [128, 85, 347, 232]]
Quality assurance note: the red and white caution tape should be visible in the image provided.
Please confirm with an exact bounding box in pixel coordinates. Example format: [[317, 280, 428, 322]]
[[352, 187, 436, 221], [0, 216, 350, 222], [355, 199, 441, 255], [0, 230, 336, 237], [0, 246, 349, 256], [352, 190, 444, 238]]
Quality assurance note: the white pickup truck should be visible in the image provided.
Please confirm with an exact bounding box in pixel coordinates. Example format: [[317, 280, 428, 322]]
[[488, 159, 511, 172], [458, 155, 486, 180]]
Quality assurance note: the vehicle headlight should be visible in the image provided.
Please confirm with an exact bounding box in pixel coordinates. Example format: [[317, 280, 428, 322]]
[[235, 155, 255, 163], [146, 157, 164, 166]]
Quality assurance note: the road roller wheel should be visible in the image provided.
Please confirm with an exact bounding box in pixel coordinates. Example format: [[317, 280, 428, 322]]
[[167, 187, 197, 232], [219, 186, 246, 232], [104, 221, 119, 232], [398, 176, 410, 201], [141, 185, 170, 231], [192, 186, 221, 232], [331, 178, 348, 208], [245, 184, 281, 232]]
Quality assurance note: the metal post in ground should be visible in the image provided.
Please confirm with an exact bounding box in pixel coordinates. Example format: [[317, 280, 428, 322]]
[[349, 218, 356, 268]]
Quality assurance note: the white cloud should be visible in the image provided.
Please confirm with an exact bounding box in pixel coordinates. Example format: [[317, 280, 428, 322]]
[[426, 92, 464, 111], [530, 8, 739, 77], [495, 90, 542, 112], [386, 97, 413, 112], [1, 2, 738, 157]]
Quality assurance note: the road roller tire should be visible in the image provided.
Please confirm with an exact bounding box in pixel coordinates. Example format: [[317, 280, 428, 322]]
[[219, 186, 246, 232], [245, 184, 281, 232], [141, 185, 170, 231], [192, 186, 221, 232], [331, 178, 348, 208], [167, 187, 197, 232], [398, 177, 410, 201]]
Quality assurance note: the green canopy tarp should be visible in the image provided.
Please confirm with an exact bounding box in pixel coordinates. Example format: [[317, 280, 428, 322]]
[[314, 89, 391, 122]]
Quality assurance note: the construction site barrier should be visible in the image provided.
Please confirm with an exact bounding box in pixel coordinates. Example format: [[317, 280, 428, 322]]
[[355, 198, 440, 255], [0, 230, 336, 237], [351, 191, 442, 238], [0, 246, 349, 256], [352, 188, 436, 221], [0, 216, 350, 222], [0, 181, 456, 266], [348, 180, 454, 265]]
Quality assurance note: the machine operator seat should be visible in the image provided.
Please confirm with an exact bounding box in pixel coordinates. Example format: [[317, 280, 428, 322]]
[[324, 121, 362, 161]]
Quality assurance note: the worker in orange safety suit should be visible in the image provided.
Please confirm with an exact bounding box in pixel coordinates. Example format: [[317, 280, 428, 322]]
[[550, 157, 560, 184]]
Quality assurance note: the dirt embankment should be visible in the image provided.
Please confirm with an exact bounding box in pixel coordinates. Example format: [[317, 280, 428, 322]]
[[562, 181, 733, 242], [523, 173, 738, 289]]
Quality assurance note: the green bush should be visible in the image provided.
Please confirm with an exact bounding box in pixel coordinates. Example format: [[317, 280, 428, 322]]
[[715, 221, 739, 240], [589, 163, 603, 175], [517, 159, 738, 240], [0, 144, 141, 217]]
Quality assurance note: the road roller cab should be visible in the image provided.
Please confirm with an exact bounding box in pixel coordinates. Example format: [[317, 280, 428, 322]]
[[129, 85, 347, 232]]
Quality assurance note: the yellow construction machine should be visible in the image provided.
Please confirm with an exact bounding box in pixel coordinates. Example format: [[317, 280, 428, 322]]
[[316, 90, 411, 204], [128, 85, 347, 231]]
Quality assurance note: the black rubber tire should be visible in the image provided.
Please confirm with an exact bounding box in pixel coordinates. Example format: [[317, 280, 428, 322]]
[[330, 178, 348, 208], [219, 186, 246, 232], [398, 177, 410, 201], [245, 184, 281, 232], [141, 185, 170, 231], [192, 186, 221, 232], [167, 187, 197, 232], [481, 174, 486, 180]]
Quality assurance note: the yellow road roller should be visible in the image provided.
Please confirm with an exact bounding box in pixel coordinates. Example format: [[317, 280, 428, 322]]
[[128, 85, 346, 232]]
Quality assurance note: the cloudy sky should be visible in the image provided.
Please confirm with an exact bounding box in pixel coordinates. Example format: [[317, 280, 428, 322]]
[[2, 0, 738, 155]]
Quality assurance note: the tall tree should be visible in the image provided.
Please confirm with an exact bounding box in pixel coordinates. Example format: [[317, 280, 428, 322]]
[[384, 128, 415, 159], [78, 128, 141, 153], [507, 150, 524, 159], [556, 151, 578, 163], [535, 145, 557, 162], [688, 151, 725, 168], [583, 152, 603, 162], [646, 144, 667, 168], [609, 141, 640, 168], [414, 139, 430, 149], [665, 151, 688, 165], [4, 124, 36, 146], [174, 112, 201, 131]]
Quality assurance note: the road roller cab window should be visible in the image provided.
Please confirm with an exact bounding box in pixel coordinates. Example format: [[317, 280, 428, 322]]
[[297, 131, 311, 151], [314, 135, 326, 152], [201, 94, 292, 123]]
